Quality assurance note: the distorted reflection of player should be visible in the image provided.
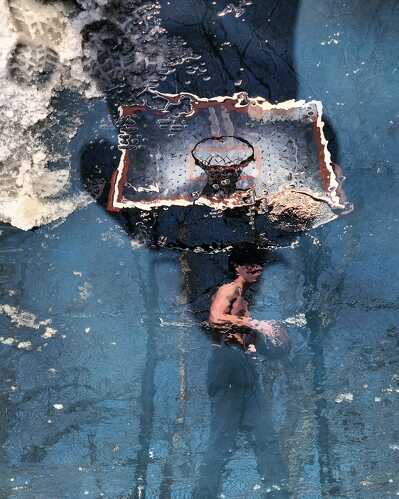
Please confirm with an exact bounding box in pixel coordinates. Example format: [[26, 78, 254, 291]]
[[193, 245, 290, 499], [209, 248, 290, 354]]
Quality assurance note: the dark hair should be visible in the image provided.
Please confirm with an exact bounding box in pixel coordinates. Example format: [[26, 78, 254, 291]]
[[228, 243, 270, 272]]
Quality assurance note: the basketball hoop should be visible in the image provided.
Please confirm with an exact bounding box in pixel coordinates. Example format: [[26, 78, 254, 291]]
[[191, 135, 255, 194]]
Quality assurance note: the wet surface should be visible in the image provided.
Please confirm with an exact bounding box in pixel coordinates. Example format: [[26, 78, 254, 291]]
[[1, 0, 399, 498]]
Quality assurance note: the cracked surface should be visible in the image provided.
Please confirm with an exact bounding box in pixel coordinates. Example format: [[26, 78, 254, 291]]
[[0, 1, 398, 498]]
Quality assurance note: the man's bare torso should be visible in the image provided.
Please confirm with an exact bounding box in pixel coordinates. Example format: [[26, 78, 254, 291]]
[[209, 274, 290, 353], [209, 282, 255, 349]]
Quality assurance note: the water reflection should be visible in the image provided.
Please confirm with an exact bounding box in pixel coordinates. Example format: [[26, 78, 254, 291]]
[[194, 346, 288, 498], [1, 0, 398, 497], [187, 245, 290, 497]]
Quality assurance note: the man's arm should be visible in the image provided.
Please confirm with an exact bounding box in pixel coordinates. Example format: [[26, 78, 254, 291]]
[[209, 284, 252, 329], [209, 284, 289, 354]]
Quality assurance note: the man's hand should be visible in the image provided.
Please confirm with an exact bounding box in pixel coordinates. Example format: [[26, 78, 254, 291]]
[[249, 320, 290, 350]]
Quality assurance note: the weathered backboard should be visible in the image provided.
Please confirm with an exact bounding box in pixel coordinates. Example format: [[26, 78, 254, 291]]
[[108, 90, 351, 248]]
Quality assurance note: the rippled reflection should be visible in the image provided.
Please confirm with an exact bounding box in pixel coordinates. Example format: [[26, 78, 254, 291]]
[[0, 0, 398, 498]]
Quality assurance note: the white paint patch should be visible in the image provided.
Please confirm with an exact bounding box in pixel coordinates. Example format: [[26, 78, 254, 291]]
[[159, 317, 195, 328], [284, 313, 307, 327], [78, 281, 93, 301], [0, 303, 57, 350], [41, 327, 57, 339], [0, 337, 15, 345], [17, 340, 32, 350], [0, 304, 51, 329], [335, 392, 353, 403]]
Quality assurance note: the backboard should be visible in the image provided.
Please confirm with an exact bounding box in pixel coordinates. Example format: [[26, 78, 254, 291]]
[[107, 90, 351, 247]]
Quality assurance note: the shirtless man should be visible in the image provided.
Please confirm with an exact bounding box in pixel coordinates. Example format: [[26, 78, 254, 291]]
[[209, 246, 290, 354], [193, 245, 290, 498]]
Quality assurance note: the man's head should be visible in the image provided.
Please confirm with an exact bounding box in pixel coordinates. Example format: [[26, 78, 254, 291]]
[[235, 262, 263, 284], [228, 243, 268, 284]]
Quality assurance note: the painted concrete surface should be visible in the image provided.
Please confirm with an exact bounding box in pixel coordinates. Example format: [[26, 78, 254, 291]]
[[0, 0, 398, 497]]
